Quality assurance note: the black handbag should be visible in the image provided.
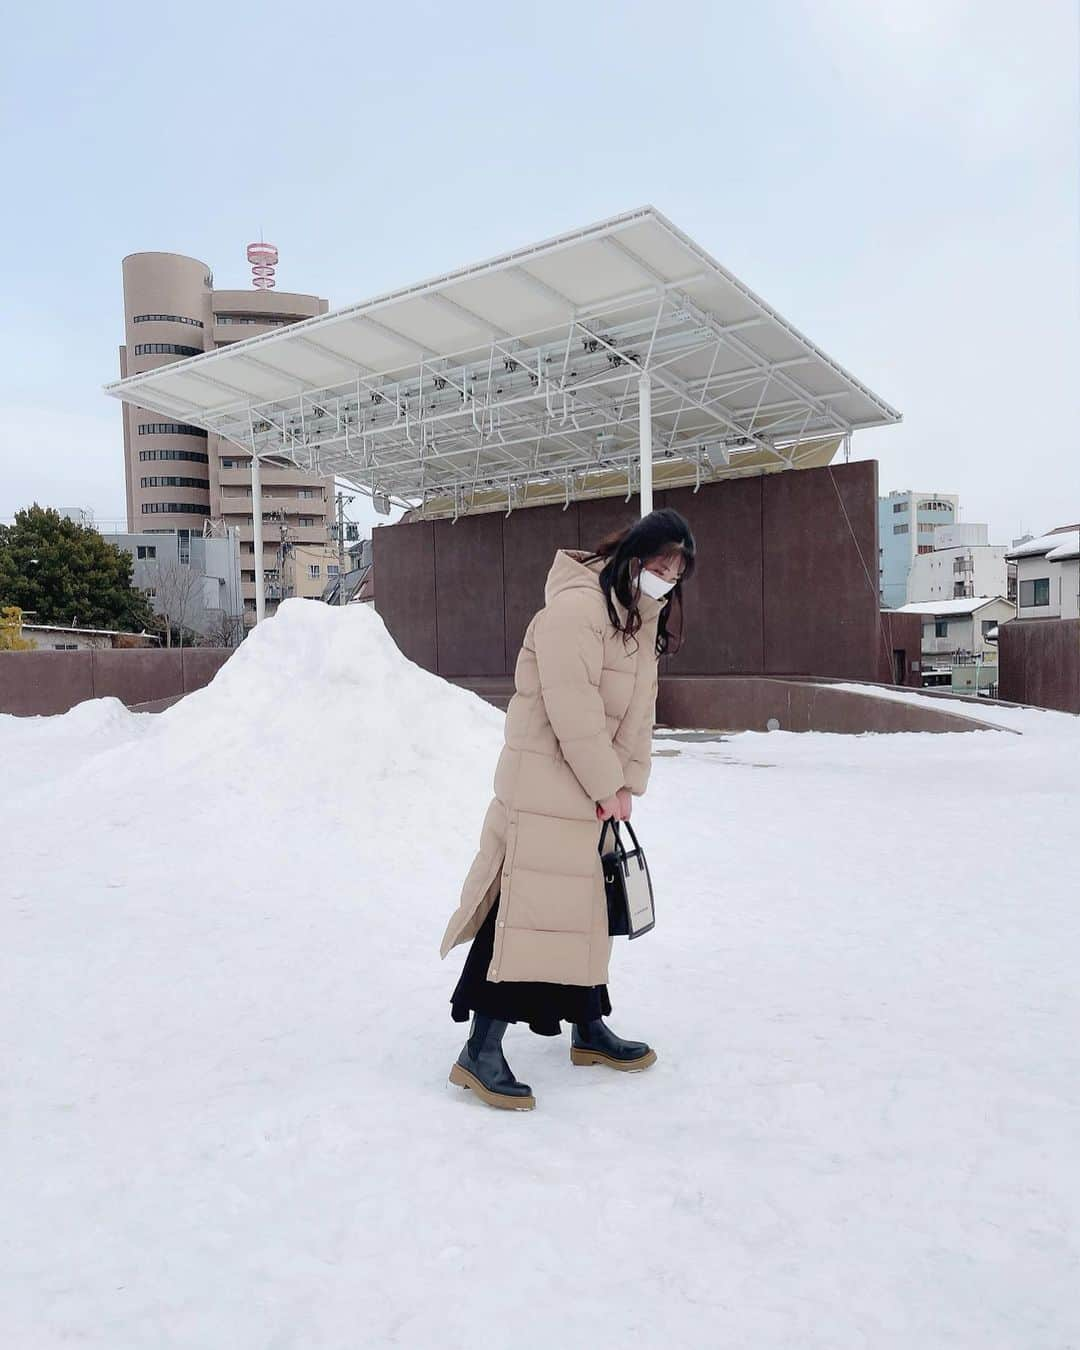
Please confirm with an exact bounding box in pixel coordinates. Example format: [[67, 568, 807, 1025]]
[[598, 818, 656, 940]]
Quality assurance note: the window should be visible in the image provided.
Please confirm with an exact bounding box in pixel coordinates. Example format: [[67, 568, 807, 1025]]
[[144, 588, 157, 600], [893, 523, 909, 535], [140, 475, 210, 490], [177, 531, 191, 565], [892, 501, 908, 514], [139, 449, 209, 464], [981, 619, 996, 637], [298, 488, 317, 499], [918, 522, 935, 534], [264, 569, 280, 582], [1019, 577, 1050, 607], [140, 502, 211, 516], [215, 314, 294, 326], [935, 618, 949, 638], [137, 423, 207, 438], [308, 564, 321, 579], [917, 545, 933, 554], [133, 313, 204, 328], [136, 545, 157, 560], [299, 516, 315, 527], [133, 342, 201, 357], [220, 458, 247, 469], [328, 564, 341, 577], [53, 643, 78, 650], [918, 500, 952, 513]]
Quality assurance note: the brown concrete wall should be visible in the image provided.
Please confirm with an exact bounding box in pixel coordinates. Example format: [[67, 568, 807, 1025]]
[[0, 649, 232, 717], [503, 503, 580, 669], [760, 460, 879, 677], [999, 618, 1080, 713], [434, 510, 505, 676], [92, 650, 186, 707], [663, 477, 764, 674], [0, 651, 95, 716], [879, 610, 924, 686], [372, 462, 884, 683], [371, 518, 438, 672]]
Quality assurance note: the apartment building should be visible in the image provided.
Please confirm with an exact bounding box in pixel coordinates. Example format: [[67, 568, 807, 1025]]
[[119, 251, 337, 625], [107, 528, 245, 644], [878, 490, 959, 608], [905, 522, 1009, 605]]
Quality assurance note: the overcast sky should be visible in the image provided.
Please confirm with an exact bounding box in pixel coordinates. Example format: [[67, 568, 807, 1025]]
[[1, 0, 1076, 542]]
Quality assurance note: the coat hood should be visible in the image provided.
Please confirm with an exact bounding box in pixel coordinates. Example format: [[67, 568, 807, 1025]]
[[544, 548, 668, 623]]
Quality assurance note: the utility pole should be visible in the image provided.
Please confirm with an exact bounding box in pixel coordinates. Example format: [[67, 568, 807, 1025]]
[[334, 488, 354, 606]]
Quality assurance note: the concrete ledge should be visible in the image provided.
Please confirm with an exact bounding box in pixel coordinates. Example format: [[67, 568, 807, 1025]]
[[449, 672, 1003, 733], [656, 676, 1003, 734]]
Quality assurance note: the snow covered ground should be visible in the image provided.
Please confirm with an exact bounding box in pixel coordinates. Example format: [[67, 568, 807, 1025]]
[[3, 600, 1078, 1349]]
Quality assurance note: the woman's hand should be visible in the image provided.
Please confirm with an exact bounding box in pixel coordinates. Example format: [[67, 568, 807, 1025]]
[[595, 789, 632, 822]]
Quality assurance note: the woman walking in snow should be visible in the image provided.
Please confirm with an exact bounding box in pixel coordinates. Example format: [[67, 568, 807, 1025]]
[[440, 508, 696, 1111]]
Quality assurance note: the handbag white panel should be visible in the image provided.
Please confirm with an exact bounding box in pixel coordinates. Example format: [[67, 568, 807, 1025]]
[[620, 857, 655, 934]]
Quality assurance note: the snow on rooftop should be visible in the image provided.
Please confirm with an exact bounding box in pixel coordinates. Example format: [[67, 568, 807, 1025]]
[[1007, 525, 1080, 560], [3, 600, 1079, 1346], [1046, 529, 1080, 562], [892, 596, 1007, 616]]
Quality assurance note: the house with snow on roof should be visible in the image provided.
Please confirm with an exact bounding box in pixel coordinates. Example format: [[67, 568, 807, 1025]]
[[1006, 526, 1080, 621], [892, 596, 1016, 691]]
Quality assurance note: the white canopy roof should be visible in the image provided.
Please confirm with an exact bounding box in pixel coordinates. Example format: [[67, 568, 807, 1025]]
[[105, 206, 901, 517]]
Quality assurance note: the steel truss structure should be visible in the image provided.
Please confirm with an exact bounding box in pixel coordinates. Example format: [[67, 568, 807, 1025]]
[[106, 207, 901, 620]]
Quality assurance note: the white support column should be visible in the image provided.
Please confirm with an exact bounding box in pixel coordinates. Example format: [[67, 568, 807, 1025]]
[[638, 373, 653, 518], [251, 452, 265, 625]]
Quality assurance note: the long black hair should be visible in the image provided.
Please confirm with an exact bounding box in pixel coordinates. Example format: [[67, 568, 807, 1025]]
[[581, 507, 696, 656]]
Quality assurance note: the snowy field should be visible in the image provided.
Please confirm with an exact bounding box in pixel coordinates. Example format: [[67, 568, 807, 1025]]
[[3, 601, 1078, 1349]]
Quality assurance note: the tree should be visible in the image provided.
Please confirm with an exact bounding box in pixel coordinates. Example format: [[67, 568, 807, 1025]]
[[197, 607, 246, 648], [0, 606, 33, 651], [0, 505, 156, 633], [144, 559, 205, 648]]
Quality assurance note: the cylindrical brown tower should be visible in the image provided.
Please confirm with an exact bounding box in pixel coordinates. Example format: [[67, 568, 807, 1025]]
[[120, 253, 213, 532]]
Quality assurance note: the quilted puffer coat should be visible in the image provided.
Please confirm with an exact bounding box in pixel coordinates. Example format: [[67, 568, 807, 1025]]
[[439, 547, 665, 986]]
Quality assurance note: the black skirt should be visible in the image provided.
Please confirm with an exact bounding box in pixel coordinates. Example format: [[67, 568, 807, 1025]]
[[450, 894, 611, 1037]]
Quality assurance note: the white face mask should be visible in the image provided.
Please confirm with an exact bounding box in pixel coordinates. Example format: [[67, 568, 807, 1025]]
[[638, 566, 677, 600]]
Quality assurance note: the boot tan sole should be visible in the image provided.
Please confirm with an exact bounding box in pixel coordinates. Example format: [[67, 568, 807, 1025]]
[[570, 1046, 657, 1072], [448, 1062, 536, 1111]]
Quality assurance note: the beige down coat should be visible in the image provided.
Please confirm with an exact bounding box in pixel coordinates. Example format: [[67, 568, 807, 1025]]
[[439, 547, 666, 987]]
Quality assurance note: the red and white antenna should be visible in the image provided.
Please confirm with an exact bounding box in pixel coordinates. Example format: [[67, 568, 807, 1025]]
[[246, 240, 278, 290]]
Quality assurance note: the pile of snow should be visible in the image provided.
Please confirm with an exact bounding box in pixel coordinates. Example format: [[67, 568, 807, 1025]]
[[3, 600, 1079, 1348]]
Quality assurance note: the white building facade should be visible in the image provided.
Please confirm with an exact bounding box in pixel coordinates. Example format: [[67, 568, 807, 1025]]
[[905, 522, 1009, 605], [1007, 528, 1080, 621]]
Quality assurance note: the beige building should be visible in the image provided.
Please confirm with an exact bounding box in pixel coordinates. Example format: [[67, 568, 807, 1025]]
[[119, 252, 336, 625], [893, 596, 1016, 667]]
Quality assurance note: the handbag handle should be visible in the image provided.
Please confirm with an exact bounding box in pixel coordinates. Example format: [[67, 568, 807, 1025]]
[[598, 817, 642, 859]]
